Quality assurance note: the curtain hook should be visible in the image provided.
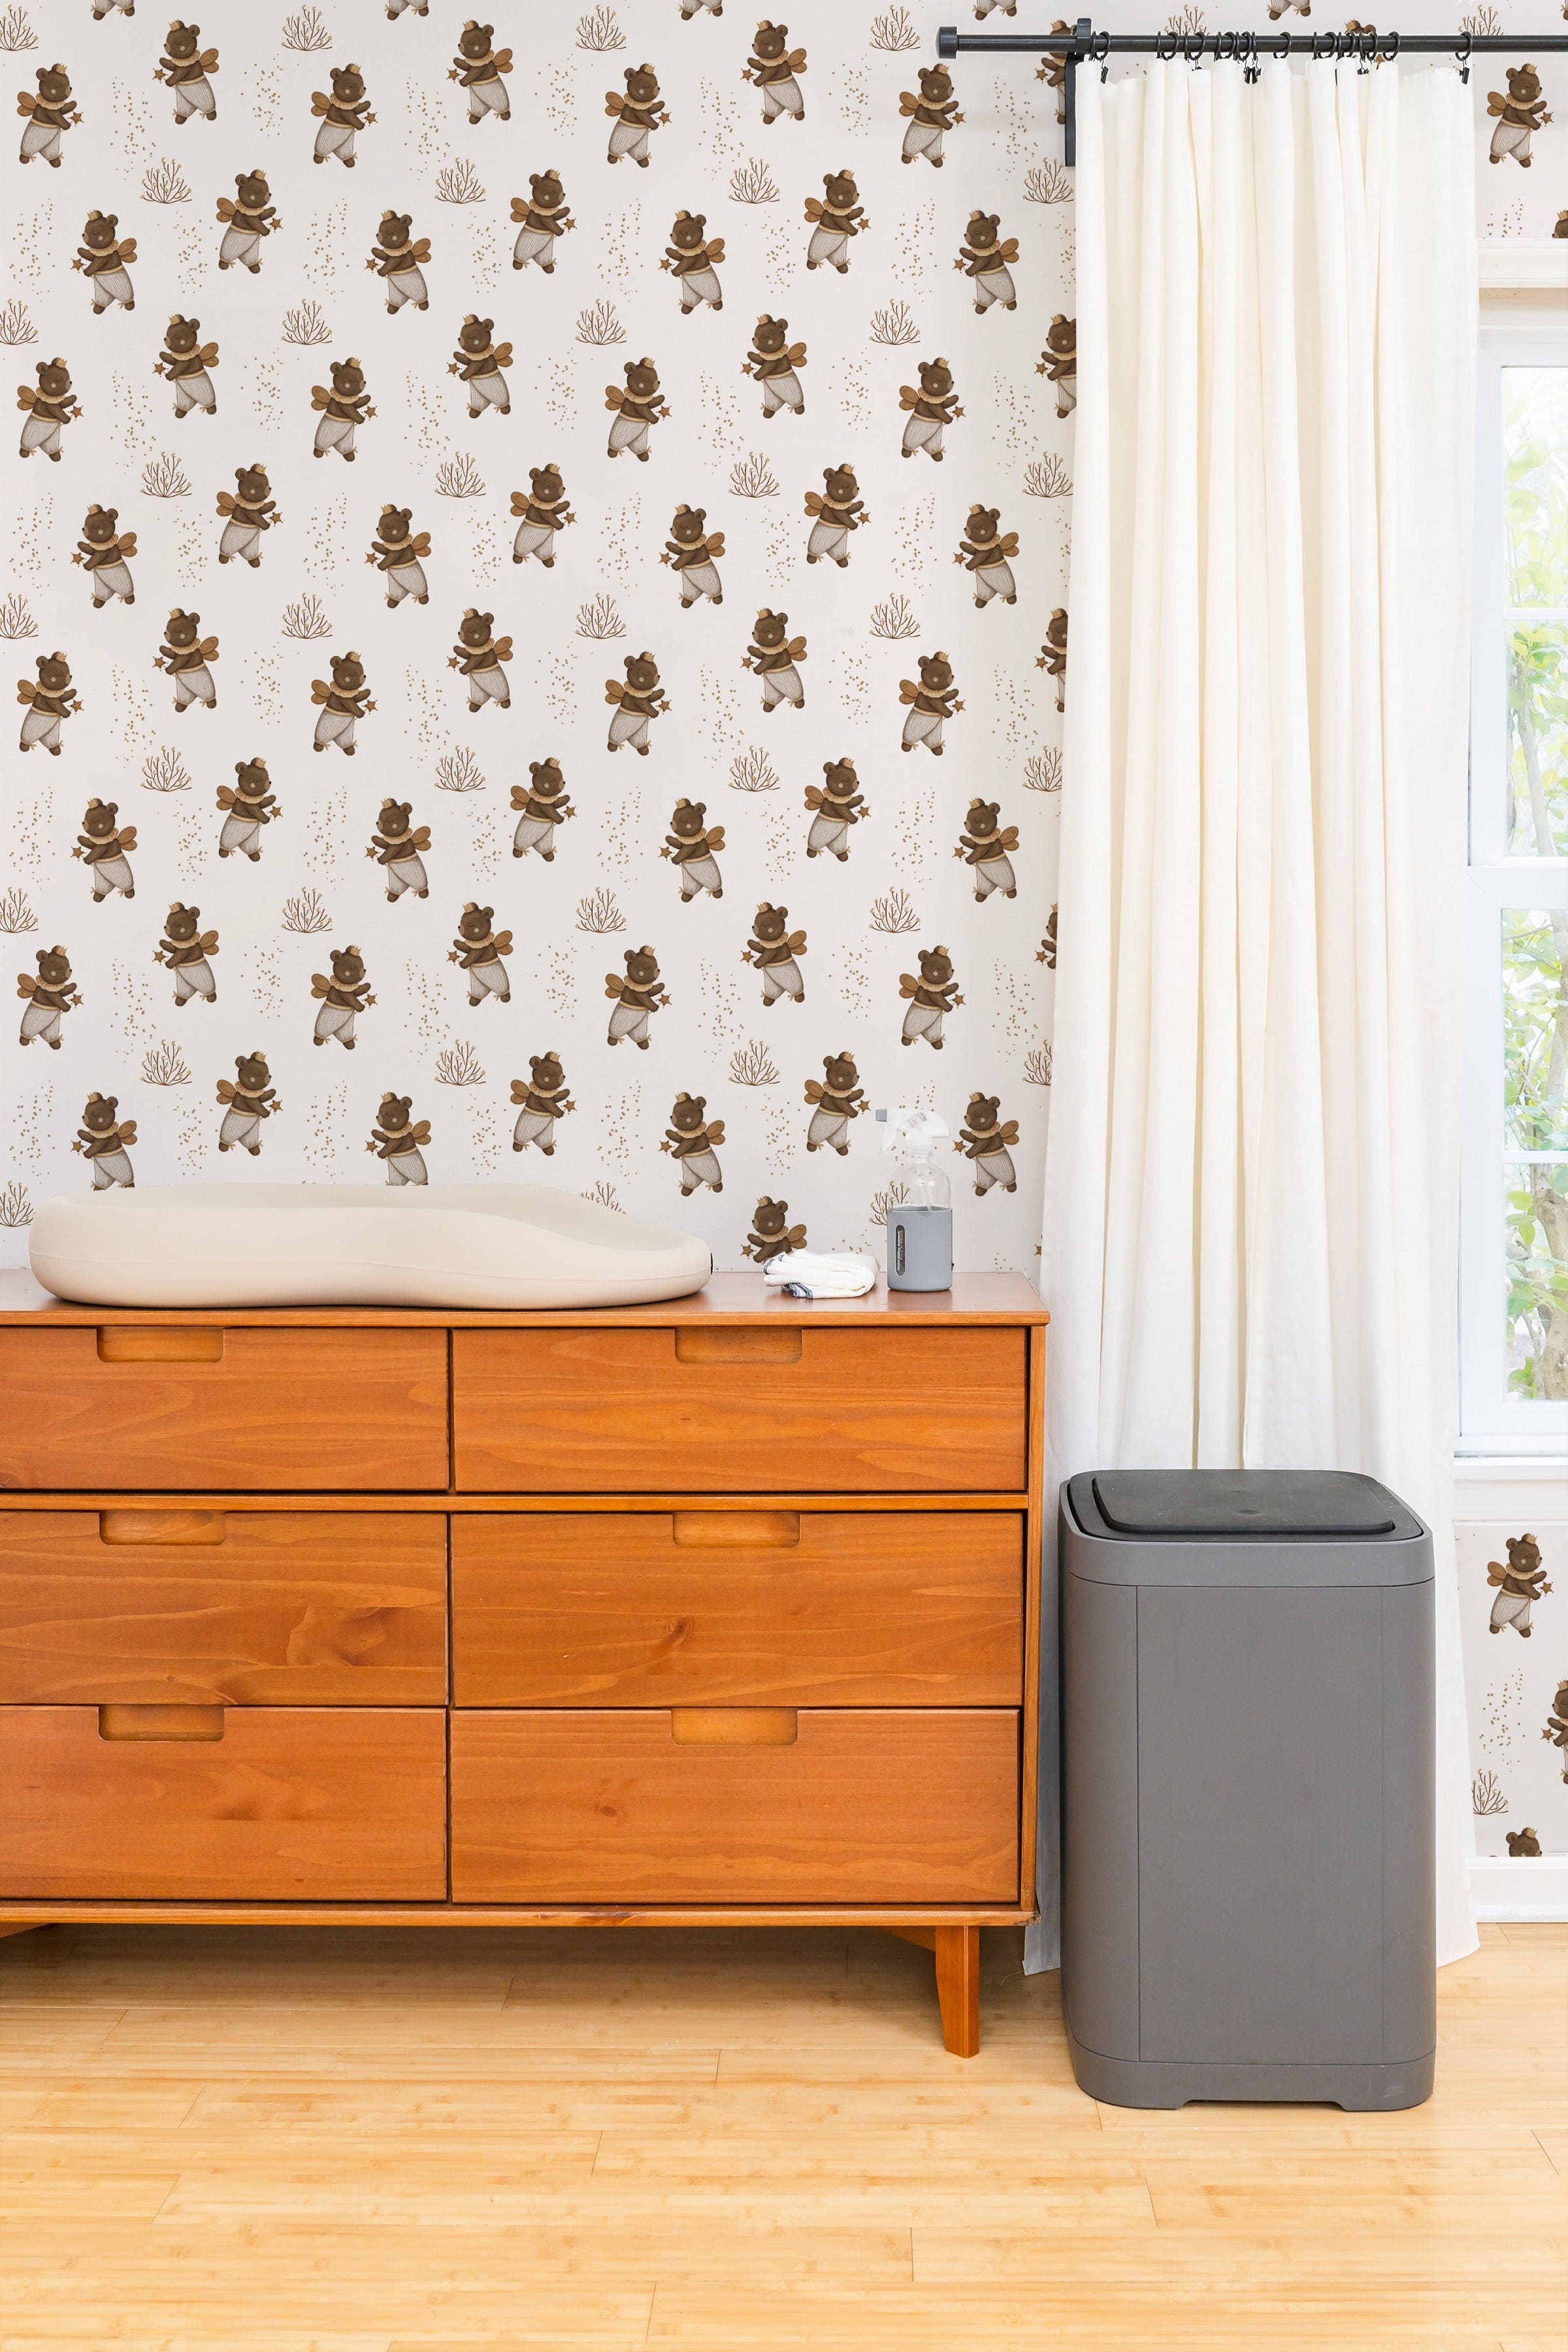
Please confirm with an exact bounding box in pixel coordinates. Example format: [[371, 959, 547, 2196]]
[[1156, 28, 1178, 61], [1379, 29, 1399, 67], [1455, 28, 1471, 84], [1093, 26, 1109, 82]]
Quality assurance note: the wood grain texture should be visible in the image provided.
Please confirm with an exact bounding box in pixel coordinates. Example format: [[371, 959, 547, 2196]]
[[0, 1328, 449, 1492], [0, 1511, 448, 1705], [453, 1328, 1028, 1494], [451, 1511, 1024, 1708], [0, 1707, 446, 1900], [0, 1267, 1049, 1326], [450, 1710, 1021, 1904], [935, 1924, 981, 2058]]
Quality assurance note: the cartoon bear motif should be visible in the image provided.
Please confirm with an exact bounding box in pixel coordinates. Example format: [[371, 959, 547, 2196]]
[[216, 1051, 280, 1153], [975, 0, 1020, 20], [449, 315, 512, 417], [155, 608, 218, 712], [155, 315, 217, 417], [1543, 1678, 1568, 1762], [1505, 1827, 1543, 1857], [805, 757, 867, 859], [662, 504, 725, 606], [804, 1051, 864, 1154], [899, 651, 962, 755], [742, 1196, 807, 1264], [662, 798, 725, 900], [311, 945, 374, 1047], [804, 465, 867, 566], [74, 211, 136, 314], [449, 902, 513, 1004], [73, 798, 136, 900], [679, 0, 723, 16], [1037, 905, 1058, 968], [510, 465, 574, 566], [899, 357, 961, 460], [744, 902, 806, 1004], [74, 504, 136, 607], [511, 171, 574, 271], [1487, 1533, 1553, 1636], [17, 649, 80, 753], [605, 62, 669, 167], [959, 506, 1020, 606], [898, 63, 962, 167], [1038, 608, 1068, 710], [1039, 314, 1076, 416], [217, 463, 280, 566], [368, 504, 431, 604], [605, 651, 669, 753], [367, 210, 429, 310], [218, 758, 279, 861], [18, 357, 82, 460], [744, 609, 806, 711], [312, 62, 374, 166], [605, 357, 670, 460], [16, 944, 81, 1047], [956, 798, 1019, 899], [1488, 64, 1550, 165], [312, 651, 374, 754], [804, 170, 866, 272], [899, 945, 962, 1048], [744, 22, 806, 123], [1264, 0, 1310, 19], [312, 356, 374, 459], [510, 1051, 576, 1152], [449, 608, 513, 711], [510, 758, 574, 859], [956, 210, 1018, 312], [604, 944, 670, 1047], [155, 22, 217, 122], [450, 20, 513, 122], [73, 1092, 137, 1188], [662, 210, 725, 313], [18, 63, 81, 165], [957, 1092, 1020, 1194], [385, 0, 431, 15], [218, 170, 279, 273], [155, 901, 218, 1004], [368, 798, 431, 897], [367, 1093, 431, 1185], [91, 0, 137, 16], [662, 1092, 725, 1194], [743, 314, 806, 418]]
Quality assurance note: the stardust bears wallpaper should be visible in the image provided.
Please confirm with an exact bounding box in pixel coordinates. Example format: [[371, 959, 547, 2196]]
[[1, 0, 1074, 1269]]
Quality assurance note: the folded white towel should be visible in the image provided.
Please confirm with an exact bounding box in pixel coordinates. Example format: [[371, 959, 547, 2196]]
[[762, 1250, 879, 1299]]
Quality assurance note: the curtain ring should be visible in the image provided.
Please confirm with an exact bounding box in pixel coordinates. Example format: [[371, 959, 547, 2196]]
[[1156, 29, 1179, 61], [1091, 29, 1109, 63], [1214, 30, 1235, 62], [1379, 29, 1399, 65], [1183, 31, 1205, 66], [1454, 28, 1471, 84]]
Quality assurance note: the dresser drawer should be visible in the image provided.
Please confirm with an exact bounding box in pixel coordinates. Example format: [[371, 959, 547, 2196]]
[[452, 1326, 1027, 1492], [0, 1327, 448, 1492], [451, 1708, 1021, 1903], [0, 1706, 446, 1900], [0, 1510, 447, 1706], [452, 1511, 1023, 1707]]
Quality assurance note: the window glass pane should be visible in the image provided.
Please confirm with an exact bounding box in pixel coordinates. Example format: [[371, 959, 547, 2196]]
[[1507, 623, 1568, 855], [1505, 1162, 1568, 1399], [1502, 907, 1568, 1151], [1503, 366, 1568, 607]]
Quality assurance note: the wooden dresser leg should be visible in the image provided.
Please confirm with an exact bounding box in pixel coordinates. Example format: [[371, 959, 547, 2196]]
[[934, 1925, 980, 2058]]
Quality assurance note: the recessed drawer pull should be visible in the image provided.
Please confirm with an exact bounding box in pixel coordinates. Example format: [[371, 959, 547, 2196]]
[[670, 1708, 798, 1746], [672, 1328, 802, 1366], [97, 1329, 225, 1365], [670, 1511, 800, 1548], [99, 1509, 227, 1547], [99, 1704, 225, 1742]]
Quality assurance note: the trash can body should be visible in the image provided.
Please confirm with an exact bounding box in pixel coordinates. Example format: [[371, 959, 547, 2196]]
[[1060, 1469, 1435, 2110]]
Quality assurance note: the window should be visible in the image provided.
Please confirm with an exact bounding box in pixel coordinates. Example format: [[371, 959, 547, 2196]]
[[1463, 323, 1568, 1454]]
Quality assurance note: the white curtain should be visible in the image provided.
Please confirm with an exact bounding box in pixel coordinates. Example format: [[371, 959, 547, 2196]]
[[1031, 61, 1477, 1973]]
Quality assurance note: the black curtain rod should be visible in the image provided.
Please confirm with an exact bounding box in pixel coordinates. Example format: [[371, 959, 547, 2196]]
[[935, 18, 1565, 163]]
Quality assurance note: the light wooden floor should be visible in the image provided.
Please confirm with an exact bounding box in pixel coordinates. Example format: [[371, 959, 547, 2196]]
[[0, 1919, 1560, 2351]]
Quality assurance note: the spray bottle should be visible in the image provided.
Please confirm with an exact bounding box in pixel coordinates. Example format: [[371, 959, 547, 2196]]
[[876, 1106, 953, 1292]]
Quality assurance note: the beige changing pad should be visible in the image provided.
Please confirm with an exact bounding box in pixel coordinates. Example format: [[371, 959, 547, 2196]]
[[29, 1184, 713, 1310]]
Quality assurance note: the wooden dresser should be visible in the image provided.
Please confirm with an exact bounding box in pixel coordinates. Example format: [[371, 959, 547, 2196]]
[[0, 1271, 1045, 2055]]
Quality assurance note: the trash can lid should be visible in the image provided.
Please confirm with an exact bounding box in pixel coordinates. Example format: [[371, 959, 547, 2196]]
[[1086, 1469, 1421, 1541]]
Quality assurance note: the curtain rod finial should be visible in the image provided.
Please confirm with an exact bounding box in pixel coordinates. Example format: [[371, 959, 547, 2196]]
[[937, 24, 958, 59]]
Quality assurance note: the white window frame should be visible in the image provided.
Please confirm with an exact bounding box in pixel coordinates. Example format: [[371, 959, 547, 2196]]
[[1462, 313, 1568, 1456]]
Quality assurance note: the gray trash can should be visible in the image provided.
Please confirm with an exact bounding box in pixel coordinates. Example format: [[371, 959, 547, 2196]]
[[1060, 1469, 1435, 2111]]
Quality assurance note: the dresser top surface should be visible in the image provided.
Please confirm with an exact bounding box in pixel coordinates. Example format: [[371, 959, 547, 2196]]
[[0, 1268, 1048, 1330]]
